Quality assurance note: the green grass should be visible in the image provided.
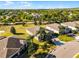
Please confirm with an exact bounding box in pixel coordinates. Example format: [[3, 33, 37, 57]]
[[58, 35, 75, 42], [0, 24, 36, 39], [0, 24, 46, 39]]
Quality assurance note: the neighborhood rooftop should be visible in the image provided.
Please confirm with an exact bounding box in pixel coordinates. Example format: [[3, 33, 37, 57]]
[[61, 21, 78, 27], [46, 23, 60, 33], [0, 36, 26, 58], [26, 26, 40, 36]]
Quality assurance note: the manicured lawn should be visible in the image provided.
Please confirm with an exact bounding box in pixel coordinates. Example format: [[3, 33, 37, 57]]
[[58, 35, 75, 42], [0, 24, 46, 39], [0, 24, 36, 39]]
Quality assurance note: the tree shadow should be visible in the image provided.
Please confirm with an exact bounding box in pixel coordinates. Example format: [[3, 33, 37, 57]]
[[46, 54, 56, 58], [34, 52, 56, 58], [15, 33, 24, 35], [53, 41, 64, 46], [52, 33, 59, 38], [34, 52, 48, 58]]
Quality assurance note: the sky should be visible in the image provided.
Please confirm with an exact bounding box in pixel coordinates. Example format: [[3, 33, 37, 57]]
[[0, 1, 79, 9]]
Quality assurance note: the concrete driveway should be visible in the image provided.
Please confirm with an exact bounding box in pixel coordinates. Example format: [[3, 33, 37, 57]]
[[52, 41, 79, 58]]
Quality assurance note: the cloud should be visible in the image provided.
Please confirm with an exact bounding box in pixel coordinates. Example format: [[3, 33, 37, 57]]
[[20, 1, 31, 7], [4, 1, 13, 5], [0, 1, 32, 9]]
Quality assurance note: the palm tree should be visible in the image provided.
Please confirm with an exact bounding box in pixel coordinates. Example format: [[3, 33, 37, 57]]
[[26, 35, 34, 56], [46, 31, 53, 41], [38, 27, 46, 41]]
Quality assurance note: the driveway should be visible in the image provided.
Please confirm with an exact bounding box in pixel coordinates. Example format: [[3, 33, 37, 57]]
[[51, 41, 79, 58]]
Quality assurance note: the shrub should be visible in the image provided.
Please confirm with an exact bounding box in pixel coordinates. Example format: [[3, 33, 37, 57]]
[[10, 26, 16, 34]]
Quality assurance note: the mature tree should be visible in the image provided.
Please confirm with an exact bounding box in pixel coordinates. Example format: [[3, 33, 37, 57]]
[[26, 35, 38, 57], [38, 27, 46, 41]]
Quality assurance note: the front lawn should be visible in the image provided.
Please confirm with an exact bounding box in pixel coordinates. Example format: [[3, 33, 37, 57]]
[[58, 35, 75, 42]]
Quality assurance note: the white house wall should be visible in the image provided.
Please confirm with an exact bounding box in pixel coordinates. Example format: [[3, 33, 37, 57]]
[[46, 26, 59, 33]]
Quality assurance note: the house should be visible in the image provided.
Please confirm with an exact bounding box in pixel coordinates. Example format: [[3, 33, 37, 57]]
[[0, 36, 27, 58], [46, 23, 73, 34], [61, 22, 77, 30], [46, 23, 60, 33], [26, 26, 40, 40]]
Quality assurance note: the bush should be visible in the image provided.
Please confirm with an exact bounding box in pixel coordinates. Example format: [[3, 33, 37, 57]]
[[10, 26, 16, 34]]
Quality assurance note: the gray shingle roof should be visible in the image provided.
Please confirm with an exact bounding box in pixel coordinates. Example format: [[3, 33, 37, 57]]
[[61, 22, 76, 27], [46, 23, 60, 31], [26, 26, 40, 35], [0, 36, 25, 58]]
